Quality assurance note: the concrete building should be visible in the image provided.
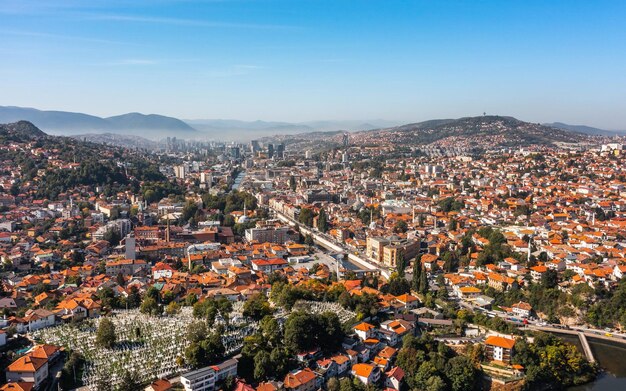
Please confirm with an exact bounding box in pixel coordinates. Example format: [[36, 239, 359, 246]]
[[125, 234, 136, 260], [382, 239, 420, 268], [181, 366, 216, 391], [174, 165, 187, 179], [180, 359, 238, 391], [245, 226, 297, 244]]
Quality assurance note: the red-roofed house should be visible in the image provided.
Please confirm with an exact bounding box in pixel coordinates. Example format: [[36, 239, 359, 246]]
[[385, 366, 405, 390], [6, 355, 49, 389], [484, 336, 516, 364]]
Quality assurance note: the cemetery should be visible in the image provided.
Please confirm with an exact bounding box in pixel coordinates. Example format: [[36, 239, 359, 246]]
[[30, 304, 258, 389]]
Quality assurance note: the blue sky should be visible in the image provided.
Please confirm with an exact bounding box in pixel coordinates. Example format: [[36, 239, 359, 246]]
[[1, 0, 625, 128]]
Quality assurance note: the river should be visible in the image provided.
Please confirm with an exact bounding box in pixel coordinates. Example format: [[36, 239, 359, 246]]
[[556, 334, 626, 390]]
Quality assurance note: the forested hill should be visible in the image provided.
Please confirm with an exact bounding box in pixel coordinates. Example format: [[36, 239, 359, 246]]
[[0, 121, 181, 201], [0, 120, 47, 140], [349, 115, 588, 148]]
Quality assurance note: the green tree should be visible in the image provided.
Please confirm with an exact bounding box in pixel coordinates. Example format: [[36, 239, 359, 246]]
[[254, 350, 272, 381], [387, 273, 411, 296], [425, 375, 447, 391], [202, 331, 226, 362], [542, 269, 558, 289], [243, 293, 273, 320], [318, 208, 329, 233], [419, 265, 429, 294], [95, 318, 116, 349], [283, 311, 344, 354], [259, 316, 282, 348], [304, 234, 314, 246], [394, 220, 408, 233], [446, 356, 478, 391], [165, 301, 181, 315], [396, 250, 406, 276], [185, 343, 204, 368], [412, 255, 422, 291], [127, 286, 141, 308], [103, 229, 121, 246], [181, 200, 200, 225], [140, 296, 161, 316], [298, 208, 315, 227], [187, 320, 208, 343], [327, 377, 340, 391]]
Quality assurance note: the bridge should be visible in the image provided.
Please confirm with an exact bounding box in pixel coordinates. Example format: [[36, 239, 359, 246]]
[[578, 332, 595, 363]]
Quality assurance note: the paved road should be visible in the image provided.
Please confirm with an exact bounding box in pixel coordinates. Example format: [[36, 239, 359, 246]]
[[269, 207, 383, 272], [528, 324, 626, 345], [293, 250, 359, 272], [456, 297, 626, 348], [45, 359, 65, 391]]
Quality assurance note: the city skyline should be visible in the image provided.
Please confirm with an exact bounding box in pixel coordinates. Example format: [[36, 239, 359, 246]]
[[1, 0, 626, 128]]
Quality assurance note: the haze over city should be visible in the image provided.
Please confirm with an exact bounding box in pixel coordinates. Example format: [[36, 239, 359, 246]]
[[1, 0, 626, 128], [3, 2, 626, 391]]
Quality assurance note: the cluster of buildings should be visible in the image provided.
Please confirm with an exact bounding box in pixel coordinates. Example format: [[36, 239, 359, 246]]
[[1, 125, 625, 390], [242, 142, 626, 323]]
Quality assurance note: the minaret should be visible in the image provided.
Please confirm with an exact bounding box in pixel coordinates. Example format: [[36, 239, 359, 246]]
[[527, 236, 532, 263], [592, 212, 595, 226], [188, 246, 193, 271]]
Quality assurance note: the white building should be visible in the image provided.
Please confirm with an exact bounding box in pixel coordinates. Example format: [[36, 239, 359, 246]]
[[181, 366, 216, 391], [21, 309, 56, 332], [181, 359, 238, 391], [213, 358, 238, 382]]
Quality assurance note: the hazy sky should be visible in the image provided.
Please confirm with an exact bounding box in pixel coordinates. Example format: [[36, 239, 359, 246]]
[[1, 0, 625, 128]]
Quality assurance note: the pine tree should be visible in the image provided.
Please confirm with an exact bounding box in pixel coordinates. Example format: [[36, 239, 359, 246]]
[[396, 251, 406, 277], [318, 208, 329, 233], [412, 255, 422, 292], [95, 318, 116, 349], [419, 265, 429, 295]]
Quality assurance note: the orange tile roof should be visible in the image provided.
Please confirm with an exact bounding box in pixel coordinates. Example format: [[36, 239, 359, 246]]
[[0, 383, 34, 391], [354, 322, 375, 332], [284, 368, 316, 388], [485, 335, 516, 349], [395, 293, 418, 303], [7, 355, 47, 373], [352, 363, 375, 378], [29, 345, 59, 360]]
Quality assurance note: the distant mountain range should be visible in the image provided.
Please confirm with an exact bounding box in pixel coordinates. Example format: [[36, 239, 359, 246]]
[[543, 122, 626, 136], [0, 106, 195, 138], [1, 105, 623, 143], [0, 106, 401, 141]]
